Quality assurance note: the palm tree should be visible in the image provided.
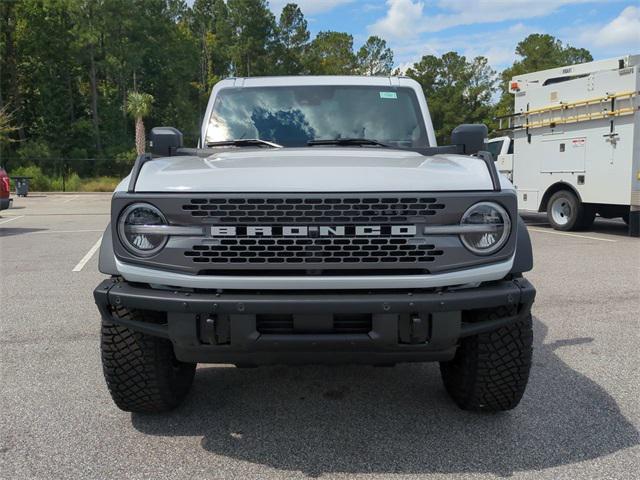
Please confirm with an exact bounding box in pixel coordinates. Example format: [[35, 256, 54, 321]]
[[126, 92, 154, 155]]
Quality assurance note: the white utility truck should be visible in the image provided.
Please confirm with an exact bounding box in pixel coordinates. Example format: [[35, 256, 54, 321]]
[[490, 55, 639, 235]]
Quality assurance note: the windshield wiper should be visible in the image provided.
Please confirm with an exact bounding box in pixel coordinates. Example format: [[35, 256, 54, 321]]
[[307, 138, 391, 148], [206, 138, 282, 148]]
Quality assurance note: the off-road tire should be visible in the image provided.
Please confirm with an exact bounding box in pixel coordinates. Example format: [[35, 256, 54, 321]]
[[101, 308, 196, 413], [547, 190, 594, 231], [440, 309, 533, 412]]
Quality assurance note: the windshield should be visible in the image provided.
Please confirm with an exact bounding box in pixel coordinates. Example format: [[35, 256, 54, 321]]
[[206, 85, 429, 148]]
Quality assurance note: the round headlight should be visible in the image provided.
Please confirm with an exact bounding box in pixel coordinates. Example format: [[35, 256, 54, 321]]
[[117, 203, 168, 257], [459, 202, 511, 255]]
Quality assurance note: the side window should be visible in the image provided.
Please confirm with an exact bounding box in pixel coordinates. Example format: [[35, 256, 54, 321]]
[[507, 140, 514, 154], [487, 140, 503, 157]]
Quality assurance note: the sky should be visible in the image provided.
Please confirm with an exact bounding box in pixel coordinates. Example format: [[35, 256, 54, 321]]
[[266, 0, 640, 72]]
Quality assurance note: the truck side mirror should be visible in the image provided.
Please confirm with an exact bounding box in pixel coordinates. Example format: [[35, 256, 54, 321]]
[[451, 124, 488, 155], [150, 127, 183, 156]]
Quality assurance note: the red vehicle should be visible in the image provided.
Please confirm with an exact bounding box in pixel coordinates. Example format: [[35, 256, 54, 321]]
[[0, 167, 12, 211]]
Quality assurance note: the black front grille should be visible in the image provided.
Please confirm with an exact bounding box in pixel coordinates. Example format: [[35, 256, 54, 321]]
[[256, 314, 372, 335], [112, 191, 518, 276], [185, 237, 444, 265], [182, 196, 445, 223]]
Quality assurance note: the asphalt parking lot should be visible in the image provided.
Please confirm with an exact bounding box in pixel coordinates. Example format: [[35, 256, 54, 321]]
[[1, 193, 638, 480]]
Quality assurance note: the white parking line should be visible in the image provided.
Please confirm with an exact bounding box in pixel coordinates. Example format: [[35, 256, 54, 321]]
[[0, 215, 24, 225], [33, 229, 104, 235], [528, 227, 617, 242], [4, 213, 110, 216], [72, 236, 103, 272]]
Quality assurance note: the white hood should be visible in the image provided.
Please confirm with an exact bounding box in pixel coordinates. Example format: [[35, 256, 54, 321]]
[[132, 147, 499, 192]]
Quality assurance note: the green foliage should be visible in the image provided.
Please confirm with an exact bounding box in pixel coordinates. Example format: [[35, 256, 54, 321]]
[[356, 36, 394, 76], [113, 148, 138, 164], [16, 139, 59, 161], [276, 3, 309, 74], [126, 92, 154, 119], [227, 0, 276, 76], [78, 176, 121, 192], [495, 34, 593, 117], [1, 0, 593, 169], [59, 173, 82, 192], [305, 31, 356, 75], [406, 52, 497, 144], [187, 0, 229, 112], [10, 165, 58, 191], [0, 106, 18, 144], [8, 165, 119, 191]]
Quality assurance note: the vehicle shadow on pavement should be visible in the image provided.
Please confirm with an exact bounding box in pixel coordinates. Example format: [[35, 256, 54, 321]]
[[521, 213, 632, 238], [0, 227, 47, 237], [578, 218, 631, 237], [132, 317, 639, 477]]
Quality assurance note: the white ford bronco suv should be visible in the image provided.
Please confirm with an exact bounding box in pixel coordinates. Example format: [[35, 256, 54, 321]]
[[94, 76, 535, 413]]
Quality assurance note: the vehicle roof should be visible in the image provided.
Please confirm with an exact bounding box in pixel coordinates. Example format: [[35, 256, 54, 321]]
[[217, 75, 418, 88], [511, 54, 639, 85]]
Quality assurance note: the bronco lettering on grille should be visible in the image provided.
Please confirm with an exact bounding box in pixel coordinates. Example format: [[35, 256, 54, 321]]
[[210, 225, 418, 237]]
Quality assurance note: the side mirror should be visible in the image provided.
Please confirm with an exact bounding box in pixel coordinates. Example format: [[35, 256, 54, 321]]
[[150, 127, 183, 156], [451, 124, 488, 155]]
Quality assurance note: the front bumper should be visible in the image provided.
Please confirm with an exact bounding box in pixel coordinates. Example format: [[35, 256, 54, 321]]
[[94, 277, 535, 365]]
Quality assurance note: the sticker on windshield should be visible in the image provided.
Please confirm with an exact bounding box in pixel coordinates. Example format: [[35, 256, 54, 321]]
[[379, 91, 397, 99]]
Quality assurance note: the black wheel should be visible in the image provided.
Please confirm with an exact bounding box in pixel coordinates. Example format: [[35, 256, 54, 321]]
[[101, 308, 196, 413], [440, 309, 533, 412], [547, 190, 591, 231]]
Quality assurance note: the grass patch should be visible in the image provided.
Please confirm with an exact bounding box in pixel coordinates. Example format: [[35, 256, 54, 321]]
[[78, 177, 121, 192], [8, 166, 121, 192]]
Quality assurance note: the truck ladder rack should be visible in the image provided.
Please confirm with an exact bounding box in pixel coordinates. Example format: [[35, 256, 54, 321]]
[[498, 91, 638, 131]]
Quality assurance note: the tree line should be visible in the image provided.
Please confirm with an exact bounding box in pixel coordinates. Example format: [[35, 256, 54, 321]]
[[0, 0, 592, 178]]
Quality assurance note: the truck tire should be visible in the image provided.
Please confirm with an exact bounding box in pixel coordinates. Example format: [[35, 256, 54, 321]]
[[547, 190, 593, 231], [440, 309, 533, 412], [101, 308, 196, 413]]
